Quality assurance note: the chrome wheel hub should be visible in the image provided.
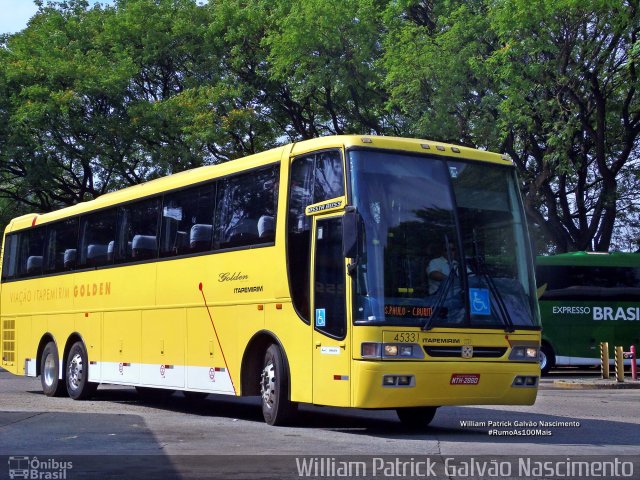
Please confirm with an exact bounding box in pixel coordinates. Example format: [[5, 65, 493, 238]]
[[43, 353, 56, 387], [261, 362, 276, 409], [67, 353, 83, 391]]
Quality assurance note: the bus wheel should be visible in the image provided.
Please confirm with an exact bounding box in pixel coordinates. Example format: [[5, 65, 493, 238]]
[[396, 407, 438, 428], [539, 344, 555, 375], [65, 341, 98, 400], [40, 341, 67, 397], [260, 344, 297, 426]]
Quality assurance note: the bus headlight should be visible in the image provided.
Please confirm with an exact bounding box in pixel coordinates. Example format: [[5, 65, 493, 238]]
[[361, 343, 425, 359], [361, 343, 381, 358], [509, 346, 539, 362], [384, 345, 399, 356], [400, 345, 413, 356]]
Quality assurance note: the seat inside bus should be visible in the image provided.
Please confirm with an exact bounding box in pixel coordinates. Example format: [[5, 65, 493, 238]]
[[132, 235, 157, 260], [190, 224, 212, 252]]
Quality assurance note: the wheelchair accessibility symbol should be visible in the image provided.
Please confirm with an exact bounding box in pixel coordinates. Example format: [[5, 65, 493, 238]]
[[470, 288, 490, 315]]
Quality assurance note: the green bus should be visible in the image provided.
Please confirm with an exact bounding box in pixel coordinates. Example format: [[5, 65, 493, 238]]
[[536, 252, 640, 374]]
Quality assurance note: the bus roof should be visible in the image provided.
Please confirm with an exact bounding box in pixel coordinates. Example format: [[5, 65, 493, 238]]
[[536, 251, 640, 267], [6, 135, 510, 233]]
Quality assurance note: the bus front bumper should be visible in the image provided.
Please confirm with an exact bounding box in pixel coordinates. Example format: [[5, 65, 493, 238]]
[[352, 360, 539, 409]]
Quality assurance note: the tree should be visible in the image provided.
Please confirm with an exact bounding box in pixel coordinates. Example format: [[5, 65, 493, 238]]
[[491, 0, 640, 252], [383, 0, 640, 252], [1, 0, 638, 254], [0, 0, 279, 214]]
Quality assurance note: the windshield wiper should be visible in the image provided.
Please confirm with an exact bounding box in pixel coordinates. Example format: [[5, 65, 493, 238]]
[[471, 230, 515, 332]]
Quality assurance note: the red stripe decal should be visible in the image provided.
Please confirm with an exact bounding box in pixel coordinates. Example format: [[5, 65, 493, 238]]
[[32, 216, 38, 227]]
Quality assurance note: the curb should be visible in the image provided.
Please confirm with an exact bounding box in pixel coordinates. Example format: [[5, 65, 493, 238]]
[[550, 379, 640, 390]]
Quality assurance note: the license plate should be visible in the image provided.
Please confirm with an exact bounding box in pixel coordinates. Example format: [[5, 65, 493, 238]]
[[450, 374, 480, 385]]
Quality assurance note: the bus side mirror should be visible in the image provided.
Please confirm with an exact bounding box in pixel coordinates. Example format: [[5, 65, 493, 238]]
[[342, 208, 359, 259]]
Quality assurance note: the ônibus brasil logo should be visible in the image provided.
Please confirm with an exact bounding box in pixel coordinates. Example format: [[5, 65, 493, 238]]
[[8, 456, 72, 479]]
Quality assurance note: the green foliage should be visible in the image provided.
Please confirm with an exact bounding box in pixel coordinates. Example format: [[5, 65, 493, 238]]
[[383, 0, 640, 252], [0, 0, 638, 251]]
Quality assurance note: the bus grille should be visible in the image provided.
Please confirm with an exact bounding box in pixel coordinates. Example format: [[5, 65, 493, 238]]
[[424, 346, 507, 358], [2, 319, 15, 365]]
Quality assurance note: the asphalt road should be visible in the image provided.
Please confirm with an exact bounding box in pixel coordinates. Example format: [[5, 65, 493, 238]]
[[1, 368, 638, 479]]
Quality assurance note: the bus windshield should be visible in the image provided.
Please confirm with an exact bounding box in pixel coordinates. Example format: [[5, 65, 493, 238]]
[[349, 149, 539, 329]]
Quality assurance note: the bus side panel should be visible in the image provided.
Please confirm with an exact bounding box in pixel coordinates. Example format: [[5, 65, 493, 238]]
[[141, 309, 186, 389], [541, 300, 640, 365], [539, 301, 578, 361], [77, 311, 102, 383], [102, 311, 141, 384], [186, 307, 235, 394], [12, 316, 32, 376]]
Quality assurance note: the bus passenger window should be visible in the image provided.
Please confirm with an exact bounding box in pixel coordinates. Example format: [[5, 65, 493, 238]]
[[44, 217, 78, 274], [115, 198, 160, 263], [214, 166, 278, 250], [160, 183, 215, 257], [1, 234, 19, 281], [78, 209, 117, 268], [17, 228, 46, 278]]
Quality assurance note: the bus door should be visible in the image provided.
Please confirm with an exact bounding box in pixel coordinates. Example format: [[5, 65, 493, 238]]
[[311, 216, 351, 407]]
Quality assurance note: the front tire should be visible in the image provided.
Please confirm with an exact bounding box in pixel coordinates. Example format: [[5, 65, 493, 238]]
[[40, 341, 66, 397], [539, 343, 555, 375], [396, 407, 438, 428], [66, 341, 98, 400], [261, 344, 297, 426]]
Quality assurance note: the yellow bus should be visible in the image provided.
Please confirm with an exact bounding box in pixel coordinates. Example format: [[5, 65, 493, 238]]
[[0, 135, 541, 426]]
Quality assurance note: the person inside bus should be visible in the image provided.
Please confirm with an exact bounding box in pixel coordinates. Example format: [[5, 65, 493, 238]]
[[427, 242, 460, 295]]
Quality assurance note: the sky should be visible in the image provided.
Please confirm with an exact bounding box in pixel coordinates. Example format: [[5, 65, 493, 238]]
[[0, 0, 111, 35]]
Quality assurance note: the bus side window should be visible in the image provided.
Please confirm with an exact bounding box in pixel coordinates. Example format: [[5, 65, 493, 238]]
[[287, 150, 344, 323], [17, 228, 46, 278], [1, 234, 19, 281], [313, 151, 344, 202], [44, 217, 78, 274], [214, 166, 278, 250], [78, 209, 117, 268], [115, 198, 160, 263], [160, 182, 216, 257]]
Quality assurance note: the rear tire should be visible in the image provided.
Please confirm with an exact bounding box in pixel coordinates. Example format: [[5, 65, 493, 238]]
[[539, 343, 555, 375], [396, 407, 438, 428], [40, 341, 66, 397], [261, 344, 297, 426], [66, 341, 98, 400]]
